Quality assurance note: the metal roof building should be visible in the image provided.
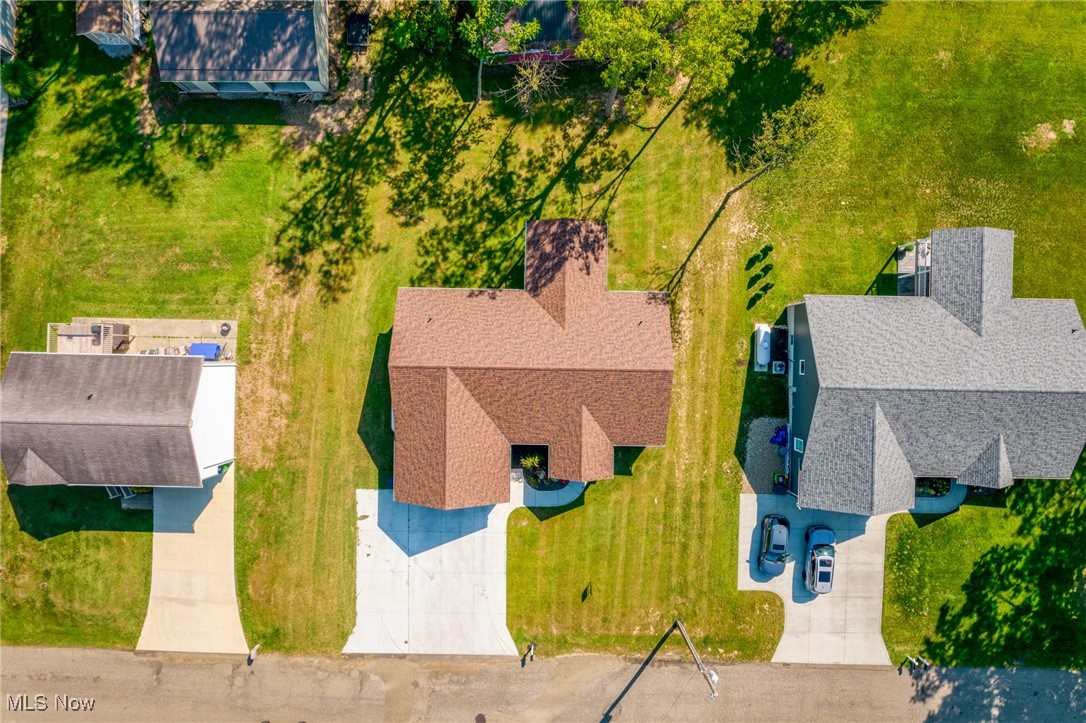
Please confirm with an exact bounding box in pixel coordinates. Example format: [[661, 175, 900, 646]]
[[150, 1, 328, 94]]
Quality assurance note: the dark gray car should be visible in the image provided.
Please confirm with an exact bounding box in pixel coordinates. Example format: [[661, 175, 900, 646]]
[[758, 514, 791, 576]]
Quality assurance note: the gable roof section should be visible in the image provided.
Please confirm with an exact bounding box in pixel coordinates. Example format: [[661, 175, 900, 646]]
[[76, 0, 125, 36], [796, 228, 1086, 516], [389, 220, 673, 509], [0, 353, 204, 487], [151, 8, 319, 82], [930, 227, 1015, 335], [958, 435, 1014, 489]]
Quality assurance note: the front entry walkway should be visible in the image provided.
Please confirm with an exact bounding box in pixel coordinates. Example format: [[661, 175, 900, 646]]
[[343, 472, 584, 655], [137, 466, 248, 654]]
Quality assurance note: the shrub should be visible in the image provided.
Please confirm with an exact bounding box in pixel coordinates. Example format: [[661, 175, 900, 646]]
[[1, 59, 39, 102]]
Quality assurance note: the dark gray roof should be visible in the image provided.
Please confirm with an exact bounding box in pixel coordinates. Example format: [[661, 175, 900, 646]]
[[523, 0, 574, 44], [151, 9, 319, 82], [796, 228, 1086, 515], [0, 353, 205, 488]]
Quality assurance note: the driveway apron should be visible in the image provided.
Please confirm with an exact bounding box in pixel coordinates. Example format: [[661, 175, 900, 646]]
[[738, 493, 893, 665], [344, 473, 584, 655], [137, 466, 248, 654]]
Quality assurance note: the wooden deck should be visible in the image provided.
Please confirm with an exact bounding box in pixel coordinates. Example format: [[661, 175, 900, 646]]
[[896, 239, 931, 296]]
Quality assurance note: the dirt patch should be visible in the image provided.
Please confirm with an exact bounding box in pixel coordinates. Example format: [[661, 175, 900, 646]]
[[740, 417, 786, 494], [236, 267, 316, 470], [280, 64, 375, 150], [1020, 119, 1076, 154], [279, 1, 378, 150], [123, 53, 160, 137]]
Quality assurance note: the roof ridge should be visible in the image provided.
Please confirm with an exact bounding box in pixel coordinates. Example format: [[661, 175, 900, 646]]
[[392, 363, 673, 373], [818, 384, 1086, 395], [2, 418, 192, 428]]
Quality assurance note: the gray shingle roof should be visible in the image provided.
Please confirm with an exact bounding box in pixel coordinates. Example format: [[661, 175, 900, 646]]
[[930, 227, 1015, 335], [151, 9, 319, 82], [796, 228, 1086, 515], [0, 353, 205, 488]]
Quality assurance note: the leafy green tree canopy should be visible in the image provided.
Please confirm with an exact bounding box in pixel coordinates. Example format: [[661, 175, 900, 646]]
[[385, 0, 457, 55], [576, 0, 759, 116], [459, 0, 540, 61], [459, 0, 541, 102]]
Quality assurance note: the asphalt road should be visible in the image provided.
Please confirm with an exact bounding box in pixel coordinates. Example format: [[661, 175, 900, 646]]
[[1, 646, 1082, 722]]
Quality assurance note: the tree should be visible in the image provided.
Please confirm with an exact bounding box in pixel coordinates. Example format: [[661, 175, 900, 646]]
[[385, 0, 456, 56], [575, 0, 759, 118], [458, 0, 540, 103], [500, 55, 565, 117]]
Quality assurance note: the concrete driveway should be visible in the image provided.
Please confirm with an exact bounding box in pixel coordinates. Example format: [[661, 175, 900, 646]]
[[738, 493, 893, 665], [137, 466, 248, 655], [738, 483, 966, 666], [343, 473, 584, 656]]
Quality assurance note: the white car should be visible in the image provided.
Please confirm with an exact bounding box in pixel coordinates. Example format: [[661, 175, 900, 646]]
[[802, 525, 836, 594]]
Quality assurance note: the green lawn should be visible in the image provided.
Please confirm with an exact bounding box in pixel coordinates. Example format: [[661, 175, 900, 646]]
[[882, 497, 1018, 666], [3, 1, 1085, 662], [883, 472, 1086, 669], [1, 3, 291, 648]]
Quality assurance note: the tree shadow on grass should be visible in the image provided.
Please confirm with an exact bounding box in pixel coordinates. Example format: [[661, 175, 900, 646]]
[[6, 484, 151, 541], [57, 49, 178, 202], [684, 1, 882, 169], [411, 104, 628, 290], [921, 461, 1086, 669], [156, 98, 283, 172], [358, 329, 394, 489], [273, 45, 499, 300]]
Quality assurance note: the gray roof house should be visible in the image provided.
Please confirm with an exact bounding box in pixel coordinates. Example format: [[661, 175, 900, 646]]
[[1, 0, 16, 61], [787, 227, 1086, 516], [0, 352, 236, 488], [77, 0, 141, 57], [150, 0, 328, 95]]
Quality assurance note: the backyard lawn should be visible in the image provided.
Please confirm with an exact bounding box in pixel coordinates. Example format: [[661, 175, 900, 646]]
[[0, 3, 291, 648], [2, 0, 1085, 662]]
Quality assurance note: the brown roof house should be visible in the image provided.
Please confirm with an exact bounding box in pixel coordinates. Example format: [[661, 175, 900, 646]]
[[389, 220, 673, 510], [77, 0, 141, 57], [1, 352, 236, 489]]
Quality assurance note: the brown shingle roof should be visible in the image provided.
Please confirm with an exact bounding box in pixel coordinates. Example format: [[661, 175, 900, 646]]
[[389, 220, 673, 509], [76, 0, 125, 36]]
